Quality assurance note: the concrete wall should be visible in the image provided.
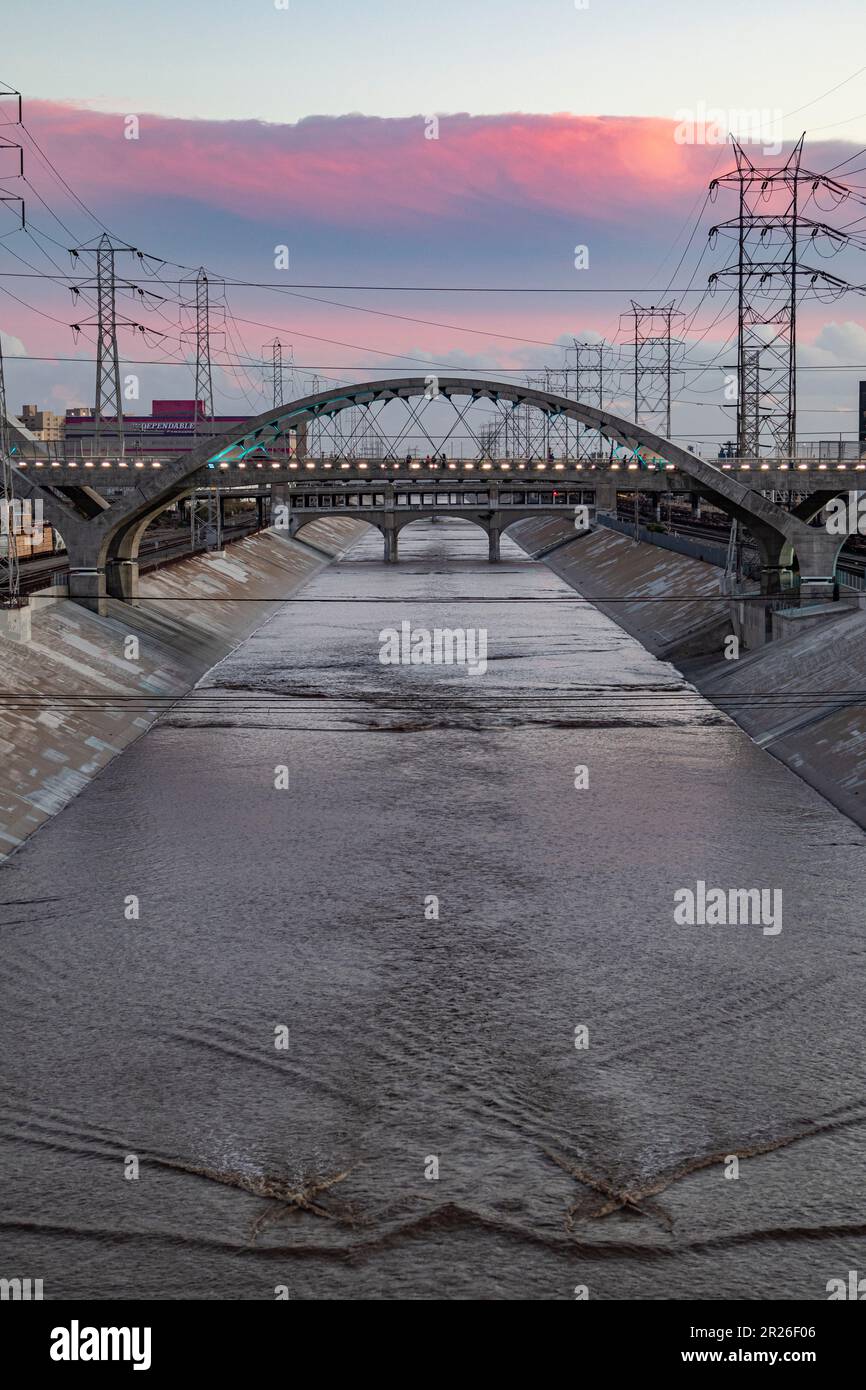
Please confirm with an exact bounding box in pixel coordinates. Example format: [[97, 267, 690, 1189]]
[[507, 516, 731, 661], [0, 518, 365, 858], [510, 516, 866, 834]]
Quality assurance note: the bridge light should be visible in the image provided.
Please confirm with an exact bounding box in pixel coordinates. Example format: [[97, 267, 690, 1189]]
[[85, 461, 94, 468], [818, 463, 827, 470], [779, 463, 789, 470], [153, 462, 161, 468], [220, 463, 229, 470], [554, 463, 564, 470], [627, 463, 638, 471], [576, 464, 583, 471], [289, 462, 298, 469], [797, 463, 808, 470], [271, 462, 280, 469], [760, 463, 770, 470], [134, 461, 144, 469], [857, 463, 866, 471], [739, 464, 750, 470], [611, 463, 620, 470]]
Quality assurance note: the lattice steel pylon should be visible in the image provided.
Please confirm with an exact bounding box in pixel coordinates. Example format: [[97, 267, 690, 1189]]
[[264, 339, 294, 408], [69, 234, 141, 457], [569, 339, 606, 458], [622, 303, 684, 441], [0, 329, 21, 607], [191, 269, 214, 424], [708, 136, 853, 458], [182, 269, 222, 550]]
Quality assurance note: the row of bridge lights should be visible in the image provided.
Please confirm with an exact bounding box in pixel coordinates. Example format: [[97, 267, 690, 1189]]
[[14, 458, 866, 473]]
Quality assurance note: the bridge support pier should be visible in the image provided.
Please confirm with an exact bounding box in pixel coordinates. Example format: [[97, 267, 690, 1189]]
[[383, 526, 398, 563], [67, 565, 107, 615], [106, 558, 139, 604], [488, 526, 501, 563], [691, 493, 702, 520], [793, 529, 842, 604]]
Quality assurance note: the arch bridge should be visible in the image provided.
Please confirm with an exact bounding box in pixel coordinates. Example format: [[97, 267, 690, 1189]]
[[9, 376, 854, 610]]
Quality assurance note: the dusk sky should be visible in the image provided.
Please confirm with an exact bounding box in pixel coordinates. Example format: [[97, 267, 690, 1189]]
[[2, 0, 866, 443]]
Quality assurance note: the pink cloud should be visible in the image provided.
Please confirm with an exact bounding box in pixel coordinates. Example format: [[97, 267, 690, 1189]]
[[24, 102, 727, 230]]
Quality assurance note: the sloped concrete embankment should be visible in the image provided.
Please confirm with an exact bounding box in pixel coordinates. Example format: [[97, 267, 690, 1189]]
[[0, 519, 365, 858], [510, 516, 866, 832], [507, 516, 731, 661]]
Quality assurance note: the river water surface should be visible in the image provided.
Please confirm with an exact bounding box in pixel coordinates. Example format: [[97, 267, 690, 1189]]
[[2, 519, 866, 1300]]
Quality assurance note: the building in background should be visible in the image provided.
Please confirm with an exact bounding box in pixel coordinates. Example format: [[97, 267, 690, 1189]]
[[63, 399, 300, 459], [18, 404, 65, 441]]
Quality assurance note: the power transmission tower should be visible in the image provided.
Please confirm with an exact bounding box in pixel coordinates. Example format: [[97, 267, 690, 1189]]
[[268, 338, 284, 409], [70, 235, 141, 457], [187, 268, 215, 426], [709, 136, 852, 458], [0, 330, 21, 608], [622, 303, 684, 440], [181, 270, 223, 550], [570, 339, 606, 458]]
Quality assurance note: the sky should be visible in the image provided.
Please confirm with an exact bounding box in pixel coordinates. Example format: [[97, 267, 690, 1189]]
[[1, 0, 866, 444]]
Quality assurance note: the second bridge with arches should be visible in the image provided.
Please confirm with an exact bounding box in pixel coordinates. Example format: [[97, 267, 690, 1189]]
[[279, 478, 596, 562]]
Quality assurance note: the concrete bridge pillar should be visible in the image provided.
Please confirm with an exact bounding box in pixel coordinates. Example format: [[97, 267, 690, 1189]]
[[382, 523, 398, 563], [793, 529, 841, 603], [651, 494, 662, 522], [67, 563, 107, 615], [270, 482, 291, 532], [488, 526, 501, 563], [105, 558, 139, 604], [751, 529, 793, 597], [690, 493, 702, 520], [595, 480, 617, 515]]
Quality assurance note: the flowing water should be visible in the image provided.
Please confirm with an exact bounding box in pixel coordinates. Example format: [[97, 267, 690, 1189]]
[[2, 520, 866, 1300]]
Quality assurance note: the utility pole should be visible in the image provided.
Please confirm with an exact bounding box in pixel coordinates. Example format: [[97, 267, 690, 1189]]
[[709, 136, 852, 459], [70, 235, 141, 458], [623, 303, 683, 441]]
